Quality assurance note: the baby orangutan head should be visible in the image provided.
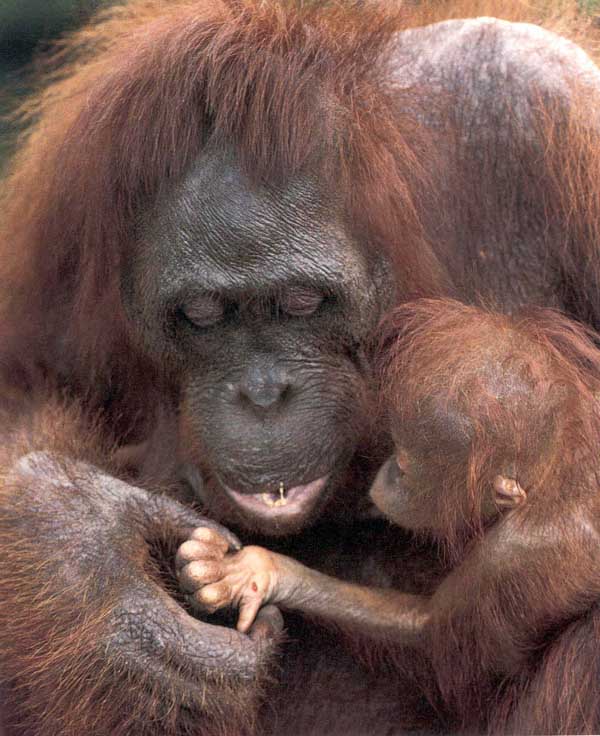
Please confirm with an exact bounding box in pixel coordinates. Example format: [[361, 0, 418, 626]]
[[371, 299, 600, 549]]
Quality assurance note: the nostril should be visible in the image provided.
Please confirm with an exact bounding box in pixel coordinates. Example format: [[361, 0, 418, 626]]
[[279, 382, 292, 403], [239, 384, 284, 409], [238, 364, 291, 410]]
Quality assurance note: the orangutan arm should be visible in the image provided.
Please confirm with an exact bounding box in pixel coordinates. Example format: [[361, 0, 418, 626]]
[[0, 404, 281, 736], [178, 535, 428, 643], [180, 505, 600, 682]]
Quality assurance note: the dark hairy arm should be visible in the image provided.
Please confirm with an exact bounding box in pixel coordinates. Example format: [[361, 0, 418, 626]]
[[0, 404, 281, 736]]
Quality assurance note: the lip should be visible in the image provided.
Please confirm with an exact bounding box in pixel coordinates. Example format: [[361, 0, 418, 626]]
[[223, 476, 329, 519]]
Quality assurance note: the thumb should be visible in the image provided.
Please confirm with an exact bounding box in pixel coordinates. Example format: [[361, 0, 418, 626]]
[[248, 604, 284, 643], [143, 491, 241, 550]]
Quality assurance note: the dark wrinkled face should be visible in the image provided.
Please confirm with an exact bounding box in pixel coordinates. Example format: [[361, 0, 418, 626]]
[[124, 147, 392, 535]]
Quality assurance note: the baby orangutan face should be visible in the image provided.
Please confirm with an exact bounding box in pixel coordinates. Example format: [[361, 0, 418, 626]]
[[369, 408, 527, 536], [369, 449, 439, 532], [369, 451, 526, 534]]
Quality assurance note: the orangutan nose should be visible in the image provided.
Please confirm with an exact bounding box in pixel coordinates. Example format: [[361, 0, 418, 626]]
[[238, 362, 292, 410]]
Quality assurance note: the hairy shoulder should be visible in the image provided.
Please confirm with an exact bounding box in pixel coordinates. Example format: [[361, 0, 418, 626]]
[[390, 17, 600, 123]]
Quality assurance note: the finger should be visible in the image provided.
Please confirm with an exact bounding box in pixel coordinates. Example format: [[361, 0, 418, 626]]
[[513, 484, 527, 501], [248, 605, 284, 643], [191, 527, 230, 552], [194, 581, 232, 612], [237, 596, 263, 634], [176, 539, 226, 570], [179, 560, 223, 591]]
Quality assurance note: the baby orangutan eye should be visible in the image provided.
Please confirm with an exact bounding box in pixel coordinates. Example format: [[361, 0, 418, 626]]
[[181, 293, 225, 328], [386, 449, 410, 485], [280, 287, 324, 317], [396, 449, 411, 475]]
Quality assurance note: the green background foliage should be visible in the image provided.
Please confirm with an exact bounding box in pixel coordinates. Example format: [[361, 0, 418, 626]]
[[579, 0, 600, 12], [0, 1, 100, 47], [0, 1, 104, 171]]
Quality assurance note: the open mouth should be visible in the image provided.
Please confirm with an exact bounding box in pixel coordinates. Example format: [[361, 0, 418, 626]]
[[223, 476, 329, 519]]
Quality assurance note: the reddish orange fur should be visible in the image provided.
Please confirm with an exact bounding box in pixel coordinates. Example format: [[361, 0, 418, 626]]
[[2, 1, 600, 734], [0, 3, 451, 733], [0, 401, 269, 736], [0, 0, 446, 412], [380, 299, 600, 732], [382, 298, 600, 548], [405, 0, 600, 51]]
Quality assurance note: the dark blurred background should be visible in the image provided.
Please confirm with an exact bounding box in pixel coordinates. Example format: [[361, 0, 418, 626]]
[[0, 0, 108, 171]]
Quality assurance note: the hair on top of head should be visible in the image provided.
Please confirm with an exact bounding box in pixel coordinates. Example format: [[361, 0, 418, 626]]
[[382, 299, 600, 413], [0, 0, 446, 397], [379, 299, 600, 534]]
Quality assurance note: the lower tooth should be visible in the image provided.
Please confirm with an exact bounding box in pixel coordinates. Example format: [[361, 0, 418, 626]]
[[261, 493, 288, 507]]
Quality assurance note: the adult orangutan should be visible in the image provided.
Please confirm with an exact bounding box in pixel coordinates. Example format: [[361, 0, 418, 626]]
[[2, 1, 600, 734], [179, 298, 600, 732]]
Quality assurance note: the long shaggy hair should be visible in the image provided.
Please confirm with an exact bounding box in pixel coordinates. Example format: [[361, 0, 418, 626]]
[[0, 0, 448, 418], [380, 299, 600, 730]]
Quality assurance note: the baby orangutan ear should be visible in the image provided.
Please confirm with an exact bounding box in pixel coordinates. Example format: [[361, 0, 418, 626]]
[[493, 475, 527, 510]]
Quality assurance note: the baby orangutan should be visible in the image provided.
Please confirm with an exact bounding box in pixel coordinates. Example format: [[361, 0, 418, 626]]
[[177, 299, 600, 717], [176, 477, 526, 635]]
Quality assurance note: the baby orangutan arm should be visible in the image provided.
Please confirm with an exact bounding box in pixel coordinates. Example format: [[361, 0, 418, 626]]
[[176, 527, 428, 642], [176, 475, 526, 637], [179, 500, 600, 682]]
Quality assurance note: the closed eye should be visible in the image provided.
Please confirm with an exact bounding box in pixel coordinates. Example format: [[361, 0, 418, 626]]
[[180, 293, 225, 328], [279, 287, 324, 317], [386, 457, 406, 486]]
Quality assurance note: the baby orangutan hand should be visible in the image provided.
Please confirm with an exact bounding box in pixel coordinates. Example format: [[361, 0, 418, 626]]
[[176, 527, 280, 633]]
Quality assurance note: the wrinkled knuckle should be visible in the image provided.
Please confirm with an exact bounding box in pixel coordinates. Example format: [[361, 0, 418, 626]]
[[196, 582, 230, 607], [192, 527, 227, 547], [177, 540, 201, 561], [8, 453, 75, 506]]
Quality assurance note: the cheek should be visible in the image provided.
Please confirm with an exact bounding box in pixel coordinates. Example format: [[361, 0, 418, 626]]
[[368, 459, 434, 531], [369, 460, 411, 525]]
